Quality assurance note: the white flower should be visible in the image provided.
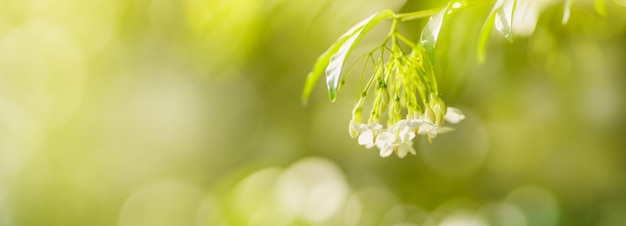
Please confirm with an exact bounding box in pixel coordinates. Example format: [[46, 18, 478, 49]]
[[443, 107, 465, 124], [418, 122, 454, 143], [376, 121, 416, 158], [405, 118, 423, 134], [418, 107, 464, 143], [351, 108, 465, 156], [357, 123, 383, 149], [394, 139, 416, 158], [349, 119, 368, 138], [375, 131, 395, 157]]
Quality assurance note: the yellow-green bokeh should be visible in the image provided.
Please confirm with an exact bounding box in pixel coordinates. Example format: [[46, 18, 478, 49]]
[[0, 0, 625, 225]]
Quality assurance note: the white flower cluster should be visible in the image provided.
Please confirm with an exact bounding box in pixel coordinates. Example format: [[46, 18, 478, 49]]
[[340, 43, 466, 158], [349, 107, 465, 158]]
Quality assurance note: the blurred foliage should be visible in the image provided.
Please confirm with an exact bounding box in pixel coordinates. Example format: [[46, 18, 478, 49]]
[[0, 0, 625, 225]]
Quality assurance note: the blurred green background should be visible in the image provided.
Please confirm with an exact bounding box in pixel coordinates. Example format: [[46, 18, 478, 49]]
[[0, 0, 625, 225]]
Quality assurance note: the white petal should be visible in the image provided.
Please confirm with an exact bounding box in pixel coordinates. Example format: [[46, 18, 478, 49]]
[[406, 119, 423, 128], [407, 144, 416, 155], [444, 107, 465, 124], [369, 123, 383, 131], [377, 131, 394, 141], [418, 123, 436, 135], [349, 122, 369, 138], [437, 127, 455, 134], [397, 141, 416, 158], [428, 131, 438, 140], [352, 123, 368, 132], [375, 131, 394, 149], [396, 149, 407, 158], [391, 132, 406, 146], [379, 146, 393, 157], [358, 131, 375, 149], [399, 127, 416, 141], [393, 120, 408, 130]]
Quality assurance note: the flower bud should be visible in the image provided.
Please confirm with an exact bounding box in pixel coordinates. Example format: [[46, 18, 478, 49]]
[[424, 107, 436, 124], [433, 106, 444, 125], [349, 106, 365, 138], [349, 119, 360, 139]]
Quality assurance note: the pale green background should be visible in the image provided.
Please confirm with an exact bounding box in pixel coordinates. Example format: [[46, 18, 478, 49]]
[[0, 0, 625, 225]]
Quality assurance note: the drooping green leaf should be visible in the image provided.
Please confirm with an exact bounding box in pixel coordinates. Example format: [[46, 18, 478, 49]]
[[562, 0, 572, 25], [324, 31, 365, 103], [301, 19, 369, 105], [325, 9, 395, 102], [420, 3, 450, 64], [477, 8, 497, 64], [494, 0, 516, 42], [301, 9, 395, 104], [477, 0, 516, 63], [301, 49, 340, 105]]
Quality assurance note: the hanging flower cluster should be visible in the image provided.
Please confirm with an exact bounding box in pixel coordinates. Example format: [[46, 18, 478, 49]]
[[301, 0, 591, 158], [301, 6, 476, 158], [347, 44, 464, 158]]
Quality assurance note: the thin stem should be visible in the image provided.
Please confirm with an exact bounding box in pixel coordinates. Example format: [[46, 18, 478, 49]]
[[389, 19, 402, 54], [362, 48, 383, 96], [361, 67, 377, 97], [395, 7, 444, 21], [382, 45, 393, 53], [355, 54, 372, 101], [395, 0, 495, 22], [341, 54, 369, 91], [396, 32, 416, 47]]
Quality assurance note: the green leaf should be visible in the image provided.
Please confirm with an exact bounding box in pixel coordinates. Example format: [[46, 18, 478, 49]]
[[494, 0, 516, 42], [477, 0, 516, 63], [325, 9, 395, 102], [477, 8, 497, 64], [301, 31, 360, 105], [420, 5, 449, 64], [301, 9, 394, 104]]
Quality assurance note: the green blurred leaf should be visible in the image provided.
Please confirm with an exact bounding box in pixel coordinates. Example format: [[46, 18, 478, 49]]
[[562, 0, 572, 24], [495, 0, 516, 42], [595, 0, 606, 16], [301, 9, 394, 104], [420, 4, 449, 64], [477, 7, 497, 64], [477, 0, 516, 63]]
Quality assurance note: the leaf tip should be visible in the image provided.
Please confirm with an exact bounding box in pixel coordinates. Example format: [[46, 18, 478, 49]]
[[328, 89, 337, 103], [505, 35, 514, 43]]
